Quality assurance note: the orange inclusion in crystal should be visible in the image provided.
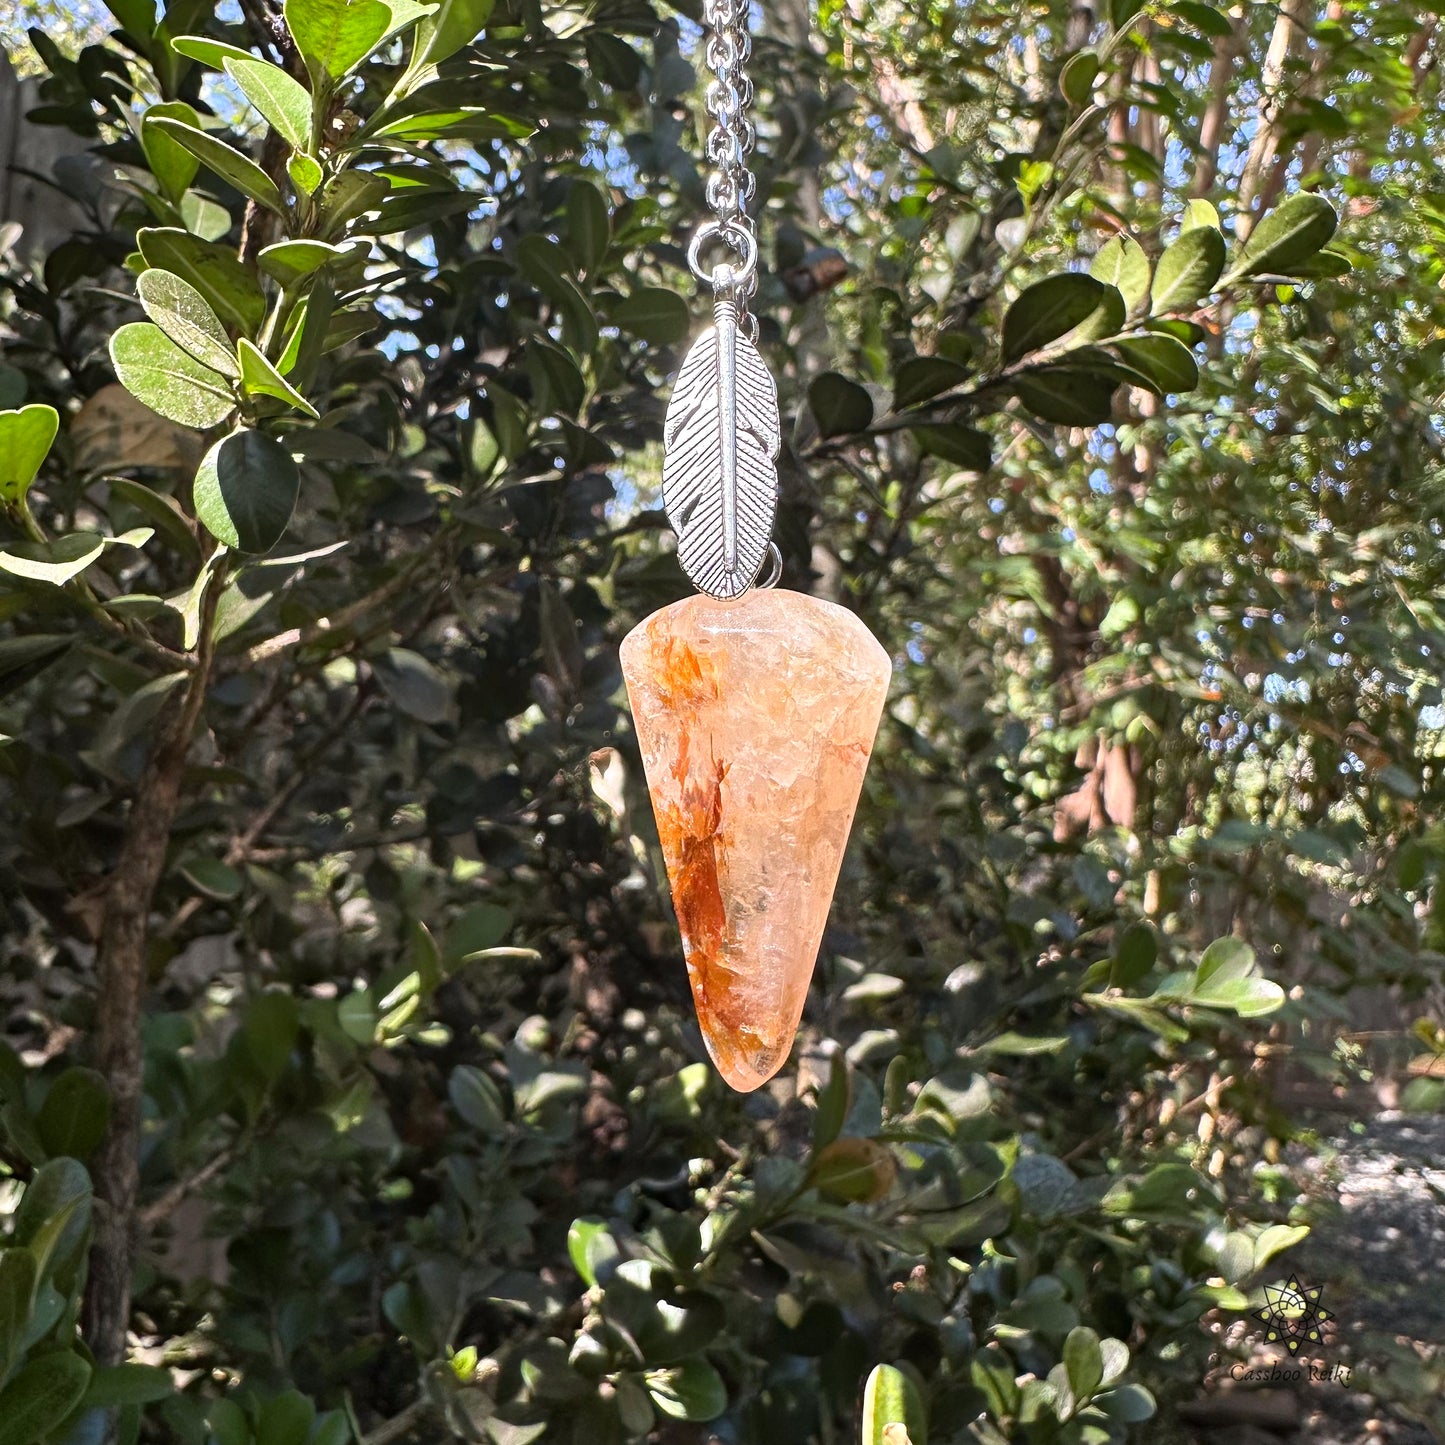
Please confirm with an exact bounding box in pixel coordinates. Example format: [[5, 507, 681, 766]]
[[620, 589, 891, 1091]]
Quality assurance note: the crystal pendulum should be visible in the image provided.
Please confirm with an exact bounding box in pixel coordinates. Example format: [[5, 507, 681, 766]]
[[619, 0, 890, 1092]]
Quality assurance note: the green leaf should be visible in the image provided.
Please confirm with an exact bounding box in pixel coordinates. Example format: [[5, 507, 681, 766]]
[[1181, 197, 1221, 232], [807, 1137, 897, 1203], [16, 1159, 92, 1287], [1112, 333, 1198, 395], [1095, 1384, 1156, 1423], [812, 1052, 850, 1150], [193, 428, 300, 553], [1254, 1222, 1310, 1268], [258, 1389, 313, 1445], [1014, 365, 1118, 426], [448, 1065, 505, 1132], [0, 534, 106, 586], [140, 101, 201, 202], [1090, 236, 1151, 314], [1233, 193, 1339, 279], [566, 1219, 611, 1288], [0, 405, 59, 504], [893, 356, 971, 410], [208, 1397, 251, 1445], [110, 323, 235, 428], [0, 635, 72, 697], [168, 35, 258, 70], [178, 856, 243, 899], [223, 56, 314, 152], [257, 239, 356, 285], [912, 423, 991, 470], [0, 1352, 92, 1445], [373, 646, 454, 724], [0, 1249, 38, 1371], [35, 1068, 111, 1161], [610, 288, 690, 345], [1151, 226, 1226, 311], [1002, 273, 1107, 362], [284, 0, 392, 86], [809, 372, 874, 436], [108, 478, 200, 563], [1059, 49, 1099, 107], [287, 152, 323, 196], [974, 1032, 1069, 1057], [1193, 935, 1255, 991], [145, 118, 285, 214], [644, 1360, 727, 1423], [565, 179, 610, 274], [137, 228, 266, 334], [1173, 0, 1233, 37], [237, 339, 319, 416], [861, 1363, 927, 1445], [243, 991, 299, 1082], [1064, 1326, 1103, 1402], [80, 1364, 174, 1409], [137, 269, 240, 378], [417, 0, 495, 66]]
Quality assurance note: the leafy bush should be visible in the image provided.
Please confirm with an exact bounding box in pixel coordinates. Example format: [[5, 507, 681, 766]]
[[2, 0, 1444, 1443]]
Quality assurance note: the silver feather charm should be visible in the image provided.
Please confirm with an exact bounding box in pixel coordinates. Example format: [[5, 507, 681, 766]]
[[663, 298, 780, 600]]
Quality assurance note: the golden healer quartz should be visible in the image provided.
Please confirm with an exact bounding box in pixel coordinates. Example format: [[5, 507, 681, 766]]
[[620, 588, 890, 1091]]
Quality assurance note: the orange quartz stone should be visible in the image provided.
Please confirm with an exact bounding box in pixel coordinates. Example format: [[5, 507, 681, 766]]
[[620, 588, 891, 1091]]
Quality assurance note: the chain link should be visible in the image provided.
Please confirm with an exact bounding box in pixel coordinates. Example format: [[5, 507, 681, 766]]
[[697, 0, 758, 332]]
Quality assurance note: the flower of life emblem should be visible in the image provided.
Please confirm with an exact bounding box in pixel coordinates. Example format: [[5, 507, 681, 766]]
[[1254, 1273, 1335, 1355]]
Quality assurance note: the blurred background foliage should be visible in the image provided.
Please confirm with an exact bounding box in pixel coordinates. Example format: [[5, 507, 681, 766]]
[[0, 0, 1442, 1442]]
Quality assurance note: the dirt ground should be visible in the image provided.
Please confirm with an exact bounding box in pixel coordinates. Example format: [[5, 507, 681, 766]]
[[1180, 1114, 1445, 1445]]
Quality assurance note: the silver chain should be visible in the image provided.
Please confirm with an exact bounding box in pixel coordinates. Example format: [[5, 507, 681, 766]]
[[692, 0, 759, 333]]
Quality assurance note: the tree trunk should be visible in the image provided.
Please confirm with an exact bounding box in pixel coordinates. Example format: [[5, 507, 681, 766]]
[[84, 568, 223, 1368]]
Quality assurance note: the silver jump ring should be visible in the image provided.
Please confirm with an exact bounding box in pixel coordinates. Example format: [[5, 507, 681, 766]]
[[754, 542, 782, 589], [688, 221, 757, 287]]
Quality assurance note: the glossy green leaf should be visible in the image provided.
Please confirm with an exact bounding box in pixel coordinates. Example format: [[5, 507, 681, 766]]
[[644, 1360, 726, 1423], [137, 228, 267, 334], [1112, 333, 1199, 394], [79, 1364, 175, 1409], [808, 371, 874, 436], [110, 323, 235, 428], [140, 101, 201, 202], [1063, 1326, 1103, 1402], [224, 55, 314, 152], [1014, 365, 1118, 426], [287, 152, 324, 196], [610, 288, 689, 345], [893, 355, 971, 410], [0, 534, 106, 586], [284, 0, 392, 86], [0, 404, 59, 504], [1002, 273, 1107, 362], [1059, 49, 1099, 107], [1233, 193, 1339, 278], [0, 1352, 92, 1445], [1151, 225, 1226, 311], [237, 339, 320, 416], [35, 1068, 111, 1161], [137, 269, 240, 378], [168, 35, 259, 70], [417, 0, 496, 66], [565, 179, 610, 274], [861, 1363, 927, 1445], [145, 117, 285, 214], [257, 239, 356, 285], [1090, 235, 1151, 314], [193, 428, 300, 553]]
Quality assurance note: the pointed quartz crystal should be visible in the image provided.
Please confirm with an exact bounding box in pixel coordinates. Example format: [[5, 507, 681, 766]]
[[620, 588, 891, 1092]]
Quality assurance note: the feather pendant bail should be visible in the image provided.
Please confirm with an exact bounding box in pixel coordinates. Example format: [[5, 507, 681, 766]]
[[664, 242, 781, 599]]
